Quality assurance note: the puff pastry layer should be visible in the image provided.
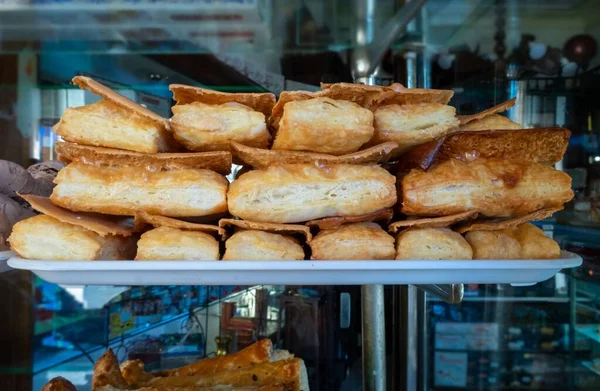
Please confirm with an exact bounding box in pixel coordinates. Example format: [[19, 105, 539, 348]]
[[310, 222, 395, 260], [222, 230, 305, 261], [401, 158, 573, 217], [395, 227, 473, 260], [135, 226, 220, 261], [228, 163, 397, 223], [51, 162, 228, 217]]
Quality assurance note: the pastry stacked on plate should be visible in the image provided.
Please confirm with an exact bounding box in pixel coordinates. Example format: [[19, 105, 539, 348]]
[[42, 339, 309, 391], [8, 76, 574, 261]]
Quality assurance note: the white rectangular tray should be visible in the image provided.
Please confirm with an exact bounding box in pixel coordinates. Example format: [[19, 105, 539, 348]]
[[7, 251, 582, 286]]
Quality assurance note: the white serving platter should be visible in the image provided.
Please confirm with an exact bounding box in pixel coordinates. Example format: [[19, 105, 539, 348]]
[[0, 251, 14, 273], [7, 251, 582, 286]]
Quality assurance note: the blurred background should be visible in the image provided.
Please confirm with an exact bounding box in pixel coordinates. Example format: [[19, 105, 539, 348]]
[[2, 0, 600, 390]]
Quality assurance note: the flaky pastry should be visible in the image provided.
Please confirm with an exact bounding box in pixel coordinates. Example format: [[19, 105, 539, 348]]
[[222, 230, 304, 261], [135, 226, 220, 261], [310, 222, 395, 260], [395, 227, 473, 260]]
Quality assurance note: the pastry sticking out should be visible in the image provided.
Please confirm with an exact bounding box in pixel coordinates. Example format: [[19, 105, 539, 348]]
[[135, 226, 220, 261], [231, 141, 398, 170], [41, 377, 77, 391], [227, 163, 397, 223], [134, 211, 226, 237], [272, 97, 374, 155], [398, 127, 571, 172], [92, 349, 132, 390], [461, 114, 522, 131], [219, 219, 310, 260], [401, 158, 573, 218], [465, 223, 560, 259], [458, 97, 516, 125], [9, 215, 136, 260], [53, 76, 174, 153], [169, 84, 275, 152], [307, 208, 393, 230], [455, 206, 562, 233], [56, 141, 232, 175], [388, 210, 478, 234], [51, 162, 228, 217], [222, 230, 304, 261], [310, 222, 395, 260], [370, 103, 459, 157], [395, 227, 473, 260]]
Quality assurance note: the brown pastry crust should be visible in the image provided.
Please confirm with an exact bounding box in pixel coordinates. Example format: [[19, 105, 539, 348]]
[[461, 114, 522, 131], [51, 162, 229, 217], [455, 206, 563, 233], [515, 223, 560, 259], [143, 358, 307, 391], [395, 227, 473, 260], [222, 230, 305, 261], [231, 141, 398, 169], [401, 158, 573, 218], [465, 230, 521, 260], [272, 97, 374, 155], [135, 211, 225, 237], [170, 84, 276, 117], [306, 208, 393, 230], [388, 210, 478, 233], [56, 141, 232, 175], [41, 377, 77, 391], [20, 194, 134, 236], [227, 163, 397, 223], [73, 76, 167, 126], [310, 222, 395, 260], [135, 226, 220, 261], [219, 219, 312, 242], [92, 349, 130, 390], [458, 98, 516, 125], [397, 127, 571, 172]]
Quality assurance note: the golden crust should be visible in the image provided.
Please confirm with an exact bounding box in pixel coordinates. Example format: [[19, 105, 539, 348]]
[[143, 358, 306, 391], [121, 359, 155, 385], [272, 97, 374, 155], [371, 103, 459, 156], [170, 84, 276, 117], [388, 210, 478, 233], [170, 102, 270, 152], [401, 158, 573, 217], [219, 219, 312, 243], [395, 227, 473, 260], [135, 226, 220, 261], [20, 194, 134, 237], [92, 348, 130, 390], [465, 230, 521, 259], [56, 141, 232, 175], [306, 208, 393, 230], [458, 98, 516, 125], [228, 163, 397, 223], [51, 162, 228, 217], [461, 114, 522, 131], [231, 141, 398, 169], [134, 211, 225, 237], [41, 377, 77, 391], [53, 99, 175, 154], [8, 215, 135, 261], [397, 127, 571, 172], [222, 230, 305, 261], [165, 339, 273, 377], [310, 222, 395, 260], [455, 206, 562, 233], [73, 76, 168, 125], [514, 223, 560, 259]]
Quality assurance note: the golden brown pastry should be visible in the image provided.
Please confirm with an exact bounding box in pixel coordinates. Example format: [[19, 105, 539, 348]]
[[135, 226, 220, 261], [371, 103, 458, 156], [9, 215, 135, 260], [41, 377, 77, 391], [228, 163, 397, 223], [466, 223, 560, 259], [461, 114, 521, 131], [272, 97, 374, 155], [170, 102, 270, 152], [465, 230, 521, 259], [395, 228, 473, 260], [401, 158, 573, 217], [310, 222, 395, 260], [51, 162, 228, 217], [53, 76, 173, 153], [222, 230, 304, 261]]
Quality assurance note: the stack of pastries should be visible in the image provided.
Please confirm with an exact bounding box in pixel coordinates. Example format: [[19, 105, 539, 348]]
[[8, 76, 574, 261]]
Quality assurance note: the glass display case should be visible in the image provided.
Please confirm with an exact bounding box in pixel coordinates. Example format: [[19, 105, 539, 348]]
[[1, 1, 600, 391]]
